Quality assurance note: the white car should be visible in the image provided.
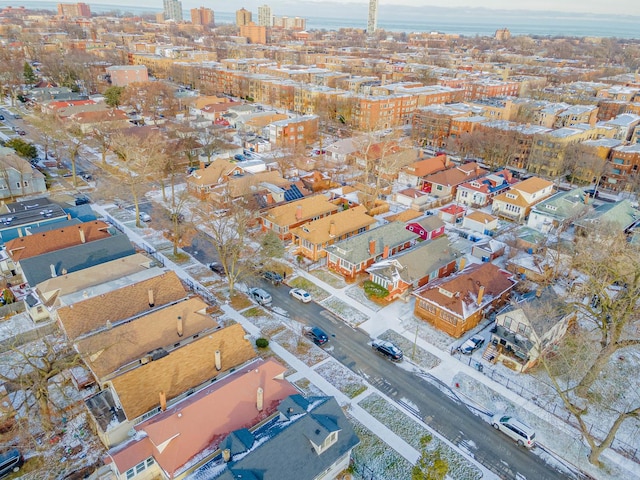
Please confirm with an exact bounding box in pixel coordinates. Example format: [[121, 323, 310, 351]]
[[491, 414, 536, 448], [289, 288, 311, 303], [139, 212, 151, 222]]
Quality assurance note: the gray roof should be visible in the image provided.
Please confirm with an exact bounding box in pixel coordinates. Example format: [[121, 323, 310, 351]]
[[191, 396, 359, 480], [325, 222, 418, 265], [366, 236, 460, 284], [0, 197, 67, 232], [574, 199, 640, 232], [28, 218, 82, 233], [530, 188, 593, 222], [20, 234, 136, 286]]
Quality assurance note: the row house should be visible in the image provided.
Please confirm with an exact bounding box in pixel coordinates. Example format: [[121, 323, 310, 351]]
[[455, 169, 519, 208], [412, 104, 474, 149], [325, 221, 418, 281], [352, 94, 418, 130], [291, 205, 376, 262], [600, 113, 640, 142], [553, 104, 599, 128], [449, 115, 488, 139], [366, 236, 460, 302], [465, 79, 520, 100], [412, 262, 518, 338], [422, 162, 488, 199], [603, 144, 640, 192], [260, 195, 340, 241], [491, 176, 555, 223]]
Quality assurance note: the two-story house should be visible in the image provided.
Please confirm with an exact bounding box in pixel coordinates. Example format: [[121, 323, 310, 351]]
[[325, 221, 419, 281], [527, 188, 593, 233], [422, 162, 487, 198], [0, 149, 47, 200], [260, 195, 340, 241], [491, 176, 555, 222], [291, 205, 376, 261], [397, 154, 450, 189], [455, 169, 519, 208], [412, 262, 517, 338]]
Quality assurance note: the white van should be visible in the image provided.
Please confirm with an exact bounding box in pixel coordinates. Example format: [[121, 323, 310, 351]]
[[491, 414, 536, 448], [249, 287, 272, 306]]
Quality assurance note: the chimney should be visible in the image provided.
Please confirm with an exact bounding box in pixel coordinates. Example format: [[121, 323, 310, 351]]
[[222, 449, 231, 462], [257, 387, 264, 411], [79, 228, 86, 244], [369, 239, 376, 255], [50, 264, 57, 278], [148, 289, 155, 308], [215, 350, 221, 371], [329, 221, 336, 237], [177, 316, 183, 337], [382, 245, 390, 259], [295, 204, 303, 220], [477, 285, 485, 306], [458, 257, 466, 271], [159, 391, 167, 411]]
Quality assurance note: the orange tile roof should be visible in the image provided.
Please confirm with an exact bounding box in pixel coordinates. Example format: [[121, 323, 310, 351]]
[[401, 155, 448, 177], [110, 358, 297, 478], [109, 323, 256, 420], [425, 162, 487, 187], [291, 205, 376, 244], [76, 297, 218, 380], [465, 211, 497, 223], [57, 271, 188, 340], [6, 221, 112, 261]]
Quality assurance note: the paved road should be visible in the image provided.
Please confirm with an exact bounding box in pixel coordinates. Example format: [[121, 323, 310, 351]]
[[181, 228, 577, 480]]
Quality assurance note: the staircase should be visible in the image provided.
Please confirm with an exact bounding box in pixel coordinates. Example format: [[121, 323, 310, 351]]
[[482, 343, 499, 363]]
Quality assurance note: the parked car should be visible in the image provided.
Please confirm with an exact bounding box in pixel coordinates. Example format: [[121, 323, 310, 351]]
[[585, 188, 599, 198], [0, 449, 23, 477], [209, 262, 226, 275], [459, 335, 485, 355], [371, 339, 403, 362], [305, 326, 328, 346], [17, 130, 26, 136], [289, 288, 311, 303], [139, 212, 151, 222], [0, 115, 4, 121], [263, 271, 283, 285], [491, 414, 536, 448], [249, 287, 272, 306], [74, 195, 91, 206]]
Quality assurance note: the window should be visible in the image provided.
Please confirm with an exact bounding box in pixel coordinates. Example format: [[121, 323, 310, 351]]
[[16, 182, 20, 188], [439, 310, 457, 325], [419, 300, 436, 314]]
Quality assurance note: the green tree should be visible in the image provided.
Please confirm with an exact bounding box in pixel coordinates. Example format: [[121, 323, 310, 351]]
[[23, 61, 37, 85], [412, 435, 448, 480], [5, 138, 38, 159], [104, 85, 125, 107]]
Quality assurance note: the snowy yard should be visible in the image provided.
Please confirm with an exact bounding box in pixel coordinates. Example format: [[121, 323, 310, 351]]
[[345, 284, 384, 312], [358, 393, 482, 480], [292, 377, 324, 397], [272, 329, 329, 367], [315, 360, 368, 399], [318, 297, 369, 328], [286, 275, 331, 301], [310, 269, 347, 289]]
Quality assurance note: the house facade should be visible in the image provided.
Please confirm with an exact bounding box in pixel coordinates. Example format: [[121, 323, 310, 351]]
[[455, 169, 518, 208], [412, 262, 517, 338], [491, 176, 555, 223], [260, 195, 340, 241], [405, 215, 445, 240], [0, 150, 47, 201]]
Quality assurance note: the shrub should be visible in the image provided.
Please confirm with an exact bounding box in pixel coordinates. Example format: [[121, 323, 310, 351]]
[[256, 337, 269, 348], [363, 280, 389, 299]]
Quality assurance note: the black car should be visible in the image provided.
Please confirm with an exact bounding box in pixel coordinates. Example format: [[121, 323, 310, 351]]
[[0, 449, 23, 477], [305, 326, 329, 346], [209, 262, 225, 275], [0, 115, 4, 121], [263, 271, 283, 285], [74, 195, 91, 206], [371, 339, 403, 361]]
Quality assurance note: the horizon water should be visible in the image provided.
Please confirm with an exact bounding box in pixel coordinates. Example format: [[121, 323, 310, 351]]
[[1, 1, 639, 39]]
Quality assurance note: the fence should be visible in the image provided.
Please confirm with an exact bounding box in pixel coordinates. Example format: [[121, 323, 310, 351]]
[[105, 214, 164, 267], [464, 356, 640, 462]]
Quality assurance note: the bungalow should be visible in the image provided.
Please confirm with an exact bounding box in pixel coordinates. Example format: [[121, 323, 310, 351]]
[[422, 162, 487, 198], [527, 188, 593, 233], [260, 195, 340, 241], [455, 169, 518, 208], [397, 154, 450, 189], [366, 236, 461, 301], [405, 215, 445, 241], [491, 176, 554, 223], [412, 262, 517, 338], [291, 205, 376, 262], [185, 158, 241, 199], [487, 287, 576, 372], [325, 221, 419, 281], [574, 199, 640, 237]]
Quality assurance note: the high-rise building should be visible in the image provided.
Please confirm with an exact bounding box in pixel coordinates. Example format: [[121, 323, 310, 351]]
[[272, 16, 306, 31], [191, 6, 214, 26], [367, 0, 378, 34], [240, 23, 267, 44], [236, 8, 252, 26], [163, 0, 183, 22], [57, 2, 91, 17], [257, 5, 272, 27]]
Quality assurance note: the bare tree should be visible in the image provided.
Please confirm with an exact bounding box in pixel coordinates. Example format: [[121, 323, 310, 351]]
[[121, 81, 177, 124]]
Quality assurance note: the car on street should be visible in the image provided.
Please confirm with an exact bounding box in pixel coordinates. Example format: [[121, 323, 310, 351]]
[[209, 262, 225, 275], [305, 326, 329, 346], [491, 414, 536, 448], [371, 339, 403, 361], [139, 212, 151, 222], [0, 448, 23, 477], [74, 195, 91, 206], [263, 270, 283, 285], [0, 115, 4, 120], [459, 335, 485, 355], [289, 288, 311, 303], [248, 287, 272, 306]]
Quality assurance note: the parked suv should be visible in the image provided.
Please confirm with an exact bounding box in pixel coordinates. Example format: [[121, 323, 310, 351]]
[[208, 262, 225, 275], [248, 287, 272, 306], [491, 414, 536, 448], [371, 339, 403, 362], [304, 326, 328, 346], [262, 271, 283, 285]]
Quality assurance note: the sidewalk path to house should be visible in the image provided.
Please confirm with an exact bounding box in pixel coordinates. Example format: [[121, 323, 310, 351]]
[[293, 269, 640, 480]]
